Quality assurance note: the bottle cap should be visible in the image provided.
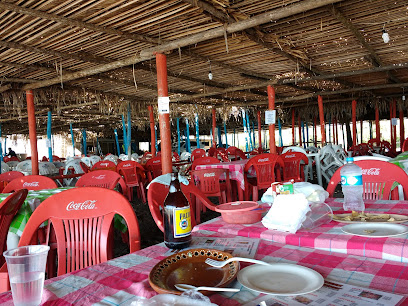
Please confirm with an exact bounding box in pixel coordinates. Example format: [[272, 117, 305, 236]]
[[346, 157, 354, 162]]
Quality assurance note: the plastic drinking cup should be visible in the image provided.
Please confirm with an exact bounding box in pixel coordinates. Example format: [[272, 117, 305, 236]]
[[302, 202, 333, 230], [3, 245, 50, 306]]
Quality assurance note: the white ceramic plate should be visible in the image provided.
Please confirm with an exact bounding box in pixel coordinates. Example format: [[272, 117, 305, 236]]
[[237, 263, 324, 296], [333, 213, 408, 224], [341, 223, 408, 238]]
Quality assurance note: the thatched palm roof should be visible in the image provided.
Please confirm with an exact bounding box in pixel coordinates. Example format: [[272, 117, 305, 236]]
[[0, 0, 407, 136]]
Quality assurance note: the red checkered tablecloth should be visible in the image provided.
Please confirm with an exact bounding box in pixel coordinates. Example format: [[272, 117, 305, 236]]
[[0, 230, 407, 305], [194, 198, 408, 263], [195, 159, 249, 190]]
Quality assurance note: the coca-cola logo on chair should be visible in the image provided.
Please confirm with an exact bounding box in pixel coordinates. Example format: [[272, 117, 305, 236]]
[[284, 154, 296, 158], [204, 172, 216, 177], [100, 163, 109, 167], [66, 200, 97, 211], [361, 168, 380, 175], [23, 182, 39, 187], [92, 175, 106, 180], [258, 158, 269, 162]]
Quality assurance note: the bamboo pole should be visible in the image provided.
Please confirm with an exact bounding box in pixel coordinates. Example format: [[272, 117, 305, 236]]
[[212, 108, 216, 148], [352, 100, 357, 147], [267, 85, 276, 154], [400, 108, 405, 149], [318, 96, 326, 146], [375, 105, 380, 144], [26, 90, 39, 175]]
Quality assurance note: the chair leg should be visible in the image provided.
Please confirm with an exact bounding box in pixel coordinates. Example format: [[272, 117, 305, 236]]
[[139, 182, 147, 203], [195, 198, 201, 224], [221, 191, 227, 204], [253, 186, 258, 201]]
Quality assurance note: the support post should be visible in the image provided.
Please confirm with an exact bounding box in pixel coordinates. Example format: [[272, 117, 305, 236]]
[[400, 108, 405, 149], [148, 105, 156, 156], [156, 53, 172, 174], [278, 117, 283, 147], [257, 110, 262, 150], [121, 114, 127, 154], [298, 115, 302, 147], [70, 123, 75, 156], [317, 95, 326, 146], [360, 119, 363, 144], [223, 121, 228, 148], [392, 99, 397, 151], [267, 85, 276, 154], [375, 104, 380, 144], [26, 90, 39, 175], [212, 108, 216, 148], [0, 125, 2, 174], [301, 121, 306, 148], [292, 109, 295, 145], [352, 100, 357, 147], [114, 129, 120, 155], [82, 129, 87, 156], [127, 102, 132, 158], [313, 117, 317, 147], [176, 117, 181, 155], [195, 113, 200, 149], [306, 121, 309, 147], [47, 111, 53, 162], [186, 119, 191, 153]]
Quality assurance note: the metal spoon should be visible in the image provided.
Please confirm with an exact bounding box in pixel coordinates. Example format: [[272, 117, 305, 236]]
[[174, 283, 240, 292]]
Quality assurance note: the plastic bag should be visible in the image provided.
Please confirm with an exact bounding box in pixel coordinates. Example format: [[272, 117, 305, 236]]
[[131, 291, 217, 306]]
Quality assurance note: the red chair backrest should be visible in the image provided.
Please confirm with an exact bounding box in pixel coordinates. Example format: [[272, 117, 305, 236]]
[[226, 146, 246, 160], [326, 160, 408, 200], [2, 175, 57, 193], [80, 162, 90, 173], [144, 156, 162, 181], [91, 160, 117, 171], [191, 168, 231, 201], [403, 138, 408, 152], [17, 187, 140, 276], [191, 156, 220, 171], [281, 152, 309, 182], [5, 156, 19, 162], [172, 152, 180, 162], [52, 155, 61, 161], [208, 147, 216, 157], [76, 170, 127, 193], [367, 138, 380, 149], [0, 171, 24, 183], [41, 156, 48, 162], [215, 148, 230, 162], [0, 189, 28, 267], [244, 153, 284, 190], [191, 149, 206, 162], [147, 179, 217, 232], [117, 160, 145, 185]]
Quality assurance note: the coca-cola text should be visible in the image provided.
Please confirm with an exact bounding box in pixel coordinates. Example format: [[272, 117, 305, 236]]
[[66, 200, 97, 211]]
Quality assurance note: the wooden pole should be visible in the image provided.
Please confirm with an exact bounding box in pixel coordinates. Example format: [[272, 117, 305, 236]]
[[317, 95, 326, 146], [257, 110, 262, 150], [360, 119, 363, 144], [26, 90, 39, 175], [335, 118, 339, 145], [212, 108, 216, 148], [267, 85, 276, 154], [156, 53, 172, 175], [392, 100, 397, 151], [148, 105, 156, 156], [298, 115, 302, 147], [400, 108, 405, 149], [352, 100, 357, 147], [375, 105, 380, 144], [313, 117, 317, 147], [292, 109, 295, 145]]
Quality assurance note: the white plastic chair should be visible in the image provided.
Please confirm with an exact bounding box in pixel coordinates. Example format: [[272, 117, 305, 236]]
[[81, 157, 92, 167], [63, 159, 84, 186], [6, 161, 19, 170], [16, 160, 32, 175], [319, 144, 344, 184], [38, 162, 58, 175], [180, 152, 191, 161], [119, 154, 130, 161], [1, 162, 10, 173], [89, 155, 101, 166], [332, 144, 347, 162], [104, 154, 118, 164]]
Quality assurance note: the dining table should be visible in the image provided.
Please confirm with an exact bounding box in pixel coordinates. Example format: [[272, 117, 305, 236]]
[[194, 198, 408, 263], [0, 230, 406, 305]]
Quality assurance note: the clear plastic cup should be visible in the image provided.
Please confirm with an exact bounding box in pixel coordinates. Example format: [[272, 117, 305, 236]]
[[3, 245, 50, 306], [302, 202, 333, 230]]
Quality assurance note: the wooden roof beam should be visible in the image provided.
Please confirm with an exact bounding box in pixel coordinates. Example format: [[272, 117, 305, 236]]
[[21, 0, 344, 90], [328, 5, 401, 84]]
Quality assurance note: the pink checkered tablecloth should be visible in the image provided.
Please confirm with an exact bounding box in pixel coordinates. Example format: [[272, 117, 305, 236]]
[[0, 230, 407, 305], [194, 198, 408, 263], [195, 159, 249, 190]]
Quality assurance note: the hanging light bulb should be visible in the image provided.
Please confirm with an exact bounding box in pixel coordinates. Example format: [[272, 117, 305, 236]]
[[208, 60, 213, 80], [382, 24, 390, 43]]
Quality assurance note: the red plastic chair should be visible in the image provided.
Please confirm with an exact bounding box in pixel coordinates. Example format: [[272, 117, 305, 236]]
[[379, 140, 397, 157], [191, 169, 232, 222], [215, 148, 230, 162], [226, 146, 246, 161], [281, 151, 309, 182], [191, 156, 220, 171], [52, 155, 61, 161], [2, 175, 57, 193], [144, 156, 162, 182], [3, 156, 19, 163], [172, 152, 180, 162], [91, 160, 117, 171], [117, 160, 146, 202], [80, 162, 91, 173], [0, 171, 24, 183], [326, 160, 408, 200], [17, 187, 140, 276], [147, 180, 217, 232], [244, 153, 284, 201], [402, 138, 408, 152], [0, 189, 28, 292], [191, 148, 206, 162], [76, 170, 127, 195], [42, 156, 49, 162]]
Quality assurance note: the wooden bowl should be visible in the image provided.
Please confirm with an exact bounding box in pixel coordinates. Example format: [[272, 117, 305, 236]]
[[149, 248, 239, 295]]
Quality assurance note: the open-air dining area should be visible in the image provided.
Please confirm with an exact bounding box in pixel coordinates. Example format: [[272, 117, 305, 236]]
[[1, 0, 408, 305]]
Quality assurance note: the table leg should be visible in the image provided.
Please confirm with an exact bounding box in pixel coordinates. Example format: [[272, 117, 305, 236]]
[[238, 186, 244, 201]]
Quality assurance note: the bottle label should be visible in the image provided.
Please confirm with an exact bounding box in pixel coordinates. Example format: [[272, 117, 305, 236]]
[[173, 207, 191, 238], [341, 175, 363, 186]]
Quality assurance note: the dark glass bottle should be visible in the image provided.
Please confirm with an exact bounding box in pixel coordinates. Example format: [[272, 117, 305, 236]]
[[163, 173, 192, 249]]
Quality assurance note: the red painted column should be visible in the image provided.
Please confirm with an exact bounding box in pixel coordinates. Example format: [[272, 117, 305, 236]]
[[156, 53, 172, 175], [352, 100, 357, 147], [292, 109, 295, 145], [375, 105, 380, 144], [212, 108, 216, 148], [400, 108, 405, 149], [392, 99, 397, 151], [26, 90, 39, 175], [257, 110, 262, 150], [148, 105, 156, 156], [313, 117, 317, 147], [318, 95, 326, 146], [267, 85, 276, 154], [298, 115, 302, 147], [360, 119, 363, 144]]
